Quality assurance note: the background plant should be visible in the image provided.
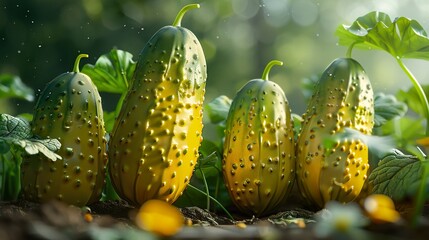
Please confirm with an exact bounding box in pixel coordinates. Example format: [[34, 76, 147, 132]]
[[337, 11, 429, 225]]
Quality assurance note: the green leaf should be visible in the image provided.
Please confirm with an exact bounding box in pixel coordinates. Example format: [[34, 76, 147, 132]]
[[0, 114, 31, 139], [336, 11, 429, 60], [301, 74, 319, 101], [195, 140, 222, 179], [82, 48, 136, 94], [368, 152, 422, 201], [103, 111, 116, 134], [380, 117, 425, 148], [199, 139, 221, 159], [396, 85, 429, 117], [292, 113, 303, 140], [0, 74, 34, 101], [323, 127, 394, 167], [9, 138, 61, 161], [0, 140, 10, 154], [204, 95, 232, 124], [374, 92, 408, 127], [195, 154, 220, 179], [0, 114, 61, 161]]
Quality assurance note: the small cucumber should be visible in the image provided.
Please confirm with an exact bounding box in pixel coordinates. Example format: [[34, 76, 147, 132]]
[[223, 60, 295, 216], [21, 54, 107, 207]]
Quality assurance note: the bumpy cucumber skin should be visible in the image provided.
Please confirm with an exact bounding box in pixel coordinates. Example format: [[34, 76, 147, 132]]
[[108, 25, 207, 205], [21, 72, 107, 207], [223, 79, 295, 216], [296, 58, 374, 208]]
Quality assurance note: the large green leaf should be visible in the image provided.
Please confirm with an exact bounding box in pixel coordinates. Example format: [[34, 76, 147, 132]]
[[12, 138, 61, 161], [0, 114, 61, 161], [323, 127, 394, 167], [368, 152, 422, 202], [0, 113, 32, 139], [374, 92, 408, 127], [0, 74, 34, 101], [82, 48, 136, 94], [336, 11, 429, 60]]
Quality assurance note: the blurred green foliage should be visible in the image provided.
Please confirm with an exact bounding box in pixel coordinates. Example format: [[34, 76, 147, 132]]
[[1, 0, 429, 119]]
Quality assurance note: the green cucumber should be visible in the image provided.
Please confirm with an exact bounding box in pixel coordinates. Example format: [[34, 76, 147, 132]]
[[21, 54, 107, 207], [223, 60, 295, 216]]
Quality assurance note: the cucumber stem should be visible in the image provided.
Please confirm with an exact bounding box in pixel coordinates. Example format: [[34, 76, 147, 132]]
[[172, 4, 200, 27], [346, 42, 359, 58], [73, 53, 89, 73], [396, 57, 429, 227], [396, 58, 429, 135], [187, 184, 235, 220], [198, 167, 211, 211], [413, 156, 429, 226], [262, 60, 283, 81]]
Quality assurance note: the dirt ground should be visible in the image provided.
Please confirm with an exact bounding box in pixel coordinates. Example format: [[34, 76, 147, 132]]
[[1, 199, 429, 240]]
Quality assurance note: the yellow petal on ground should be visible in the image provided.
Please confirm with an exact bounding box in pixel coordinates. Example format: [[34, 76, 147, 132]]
[[135, 199, 184, 236], [235, 222, 247, 229], [416, 137, 429, 147], [363, 194, 400, 223]]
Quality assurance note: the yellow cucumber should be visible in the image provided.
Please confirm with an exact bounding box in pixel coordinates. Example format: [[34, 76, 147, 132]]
[[108, 4, 206, 205], [296, 58, 374, 208]]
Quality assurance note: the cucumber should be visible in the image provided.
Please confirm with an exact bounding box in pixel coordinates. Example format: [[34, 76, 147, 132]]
[[108, 4, 207, 205], [296, 58, 374, 208], [21, 54, 107, 207], [223, 60, 295, 216]]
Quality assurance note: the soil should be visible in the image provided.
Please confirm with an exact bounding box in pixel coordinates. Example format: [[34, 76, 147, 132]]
[[1, 199, 429, 240]]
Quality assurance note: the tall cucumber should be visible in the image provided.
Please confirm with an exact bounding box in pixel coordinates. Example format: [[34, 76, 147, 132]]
[[296, 58, 374, 208], [108, 4, 206, 205], [222, 61, 295, 216], [21, 54, 107, 207]]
